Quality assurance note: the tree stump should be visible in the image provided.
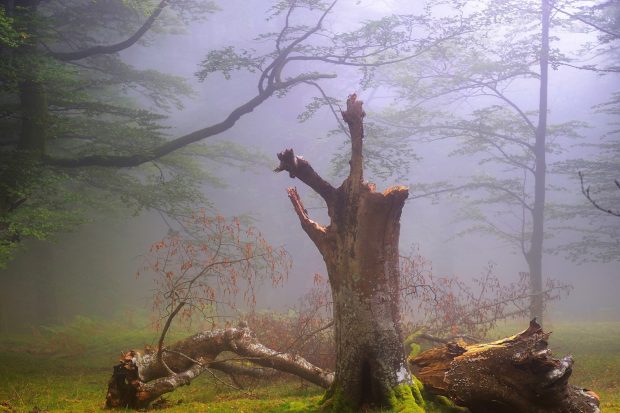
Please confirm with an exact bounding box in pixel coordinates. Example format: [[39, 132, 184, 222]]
[[409, 320, 601, 413]]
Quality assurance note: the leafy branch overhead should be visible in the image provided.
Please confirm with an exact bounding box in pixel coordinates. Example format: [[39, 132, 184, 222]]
[[44, 0, 469, 168], [0, 0, 472, 268]]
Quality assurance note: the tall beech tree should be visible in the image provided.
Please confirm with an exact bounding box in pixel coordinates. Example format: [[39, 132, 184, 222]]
[[375, 0, 619, 324]]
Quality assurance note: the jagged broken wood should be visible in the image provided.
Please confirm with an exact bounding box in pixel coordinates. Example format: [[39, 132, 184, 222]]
[[410, 319, 601, 413], [105, 324, 334, 409]]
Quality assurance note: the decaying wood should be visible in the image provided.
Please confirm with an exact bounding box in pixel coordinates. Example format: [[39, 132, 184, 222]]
[[105, 324, 334, 409], [106, 320, 602, 411], [276, 94, 413, 410], [410, 320, 601, 413]]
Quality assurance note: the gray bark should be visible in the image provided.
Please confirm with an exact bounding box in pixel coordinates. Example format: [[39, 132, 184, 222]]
[[105, 325, 334, 409], [527, 0, 550, 324], [277, 94, 412, 410]]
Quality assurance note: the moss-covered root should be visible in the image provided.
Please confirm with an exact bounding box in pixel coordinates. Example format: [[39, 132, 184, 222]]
[[411, 376, 470, 413], [320, 378, 468, 413], [388, 382, 425, 413], [319, 384, 354, 413]]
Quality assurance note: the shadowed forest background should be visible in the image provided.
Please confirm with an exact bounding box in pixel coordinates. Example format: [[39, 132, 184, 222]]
[[0, 0, 618, 412]]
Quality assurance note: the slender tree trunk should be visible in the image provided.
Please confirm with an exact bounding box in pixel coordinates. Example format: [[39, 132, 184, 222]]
[[276, 95, 424, 412], [18, 79, 48, 156], [0, 278, 7, 333], [33, 242, 57, 324], [0, 0, 49, 266], [527, 0, 550, 324], [15, 0, 47, 156], [11, 0, 55, 322]]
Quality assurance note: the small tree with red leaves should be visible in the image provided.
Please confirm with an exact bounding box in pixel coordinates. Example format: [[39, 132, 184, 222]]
[[247, 273, 334, 371], [399, 250, 572, 343], [138, 209, 291, 370]]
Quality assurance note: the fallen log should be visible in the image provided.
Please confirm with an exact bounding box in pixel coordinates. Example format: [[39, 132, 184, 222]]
[[409, 320, 601, 413], [105, 324, 334, 409], [106, 320, 600, 412]]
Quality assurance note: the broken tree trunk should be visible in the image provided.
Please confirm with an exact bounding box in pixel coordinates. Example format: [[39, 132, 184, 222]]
[[105, 324, 334, 409], [275, 94, 417, 412], [409, 320, 601, 413]]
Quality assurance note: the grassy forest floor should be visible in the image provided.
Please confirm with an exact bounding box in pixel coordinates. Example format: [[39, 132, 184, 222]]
[[0, 317, 618, 412]]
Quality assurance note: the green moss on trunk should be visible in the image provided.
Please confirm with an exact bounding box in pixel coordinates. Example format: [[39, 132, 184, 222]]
[[387, 383, 425, 413], [321, 377, 468, 413], [319, 383, 356, 413]]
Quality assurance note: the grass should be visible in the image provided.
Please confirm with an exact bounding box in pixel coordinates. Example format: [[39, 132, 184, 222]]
[[0, 317, 618, 412]]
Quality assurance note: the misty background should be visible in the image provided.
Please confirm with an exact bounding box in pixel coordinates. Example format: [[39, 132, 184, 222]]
[[0, 0, 618, 331]]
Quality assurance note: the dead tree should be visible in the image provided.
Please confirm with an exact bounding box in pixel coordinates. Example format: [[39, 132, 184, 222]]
[[275, 94, 417, 411], [410, 319, 601, 413]]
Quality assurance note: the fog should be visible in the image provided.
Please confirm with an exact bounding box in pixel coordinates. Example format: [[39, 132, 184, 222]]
[[0, 0, 618, 332]]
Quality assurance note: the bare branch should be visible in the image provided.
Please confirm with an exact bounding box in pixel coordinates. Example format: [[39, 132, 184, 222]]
[[302, 81, 349, 138], [156, 301, 185, 375], [408, 182, 533, 212], [48, 0, 168, 61], [286, 187, 328, 250], [579, 171, 620, 217], [554, 62, 620, 73], [274, 148, 335, 203], [43, 72, 335, 168], [208, 360, 277, 379], [259, 0, 338, 92]]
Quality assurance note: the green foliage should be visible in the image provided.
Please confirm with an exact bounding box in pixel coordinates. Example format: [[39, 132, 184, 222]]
[[0, 153, 84, 268], [197, 46, 266, 81], [0, 7, 24, 49], [329, 120, 421, 183], [550, 93, 620, 261], [0, 0, 244, 267], [372, 0, 619, 266]]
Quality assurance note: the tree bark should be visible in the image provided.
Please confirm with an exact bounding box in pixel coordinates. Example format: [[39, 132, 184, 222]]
[[104, 324, 334, 409], [410, 320, 601, 413], [277, 94, 416, 412], [527, 0, 550, 324], [17, 79, 48, 156]]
